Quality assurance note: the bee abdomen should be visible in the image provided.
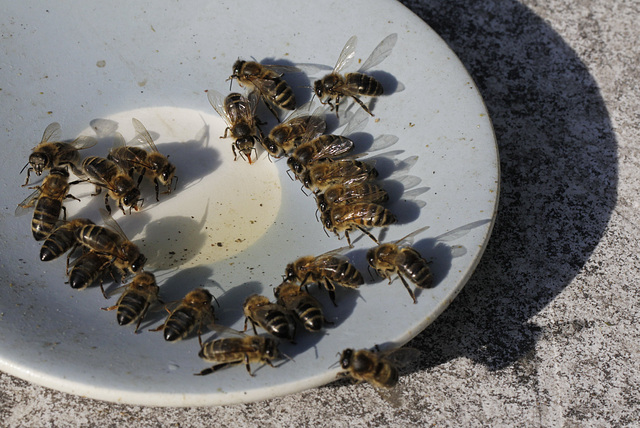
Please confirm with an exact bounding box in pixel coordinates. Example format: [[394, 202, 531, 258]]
[[331, 262, 364, 287], [116, 293, 147, 325], [374, 361, 399, 387], [399, 249, 433, 289], [263, 311, 293, 339], [164, 309, 195, 341], [273, 79, 296, 110], [295, 302, 324, 331], [32, 199, 63, 240], [346, 73, 383, 96]]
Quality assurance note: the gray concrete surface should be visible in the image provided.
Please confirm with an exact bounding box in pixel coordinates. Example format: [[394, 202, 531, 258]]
[[2, 0, 639, 426]]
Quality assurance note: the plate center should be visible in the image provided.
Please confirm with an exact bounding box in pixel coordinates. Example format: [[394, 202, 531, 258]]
[[78, 106, 282, 269]]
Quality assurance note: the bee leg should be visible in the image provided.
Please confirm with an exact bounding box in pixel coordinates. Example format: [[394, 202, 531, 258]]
[[356, 226, 379, 245], [350, 95, 374, 117], [103, 194, 112, 215], [222, 127, 230, 139], [101, 304, 118, 311], [244, 353, 255, 377], [263, 101, 282, 123], [133, 303, 151, 333], [323, 279, 338, 307], [64, 193, 81, 203], [91, 185, 102, 197], [61, 206, 67, 222], [195, 363, 231, 376], [396, 273, 417, 304], [153, 178, 160, 202], [232, 144, 238, 161], [22, 166, 32, 186]]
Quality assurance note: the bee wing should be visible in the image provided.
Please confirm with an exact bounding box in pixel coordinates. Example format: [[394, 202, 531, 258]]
[[341, 107, 370, 136], [392, 225, 431, 247], [131, 118, 160, 153], [357, 33, 398, 73], [243, 91, 260, 126], [369, 134, 399, 152], [261, 64, 302, 75], [110, 132, 151, 169], [333, 35, 358, 73], [207, 89, 233, 128], [39, 122, 62, 145], [310, 137, 355, 163], [316, 245, 354, 260], [69, 135, 98, 150], [15, 188, 41, 216], [380, 347, 421, 368], [98, 208, 130, 241]]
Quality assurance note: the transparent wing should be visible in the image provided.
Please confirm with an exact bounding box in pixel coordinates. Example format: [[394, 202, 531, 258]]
[[380, 347, 421, 368], [207, 89, 233, 128], [333, 35, 358, 73], [15, 188, 41, 216], [341, 107, 370, 135], [40, 122, 62, 145], [310, 137, 355, 162], [131, 118, 159, 153], [358, 33, 398, 73], [391, 225, 431, 247], [369, 134, 399, 152], [99, 208, 130, 241], [261, 64, 302, 75], [69, 135, 98, 150]]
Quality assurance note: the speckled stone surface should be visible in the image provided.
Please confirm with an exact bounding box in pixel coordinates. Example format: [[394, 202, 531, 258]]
[[2, 0, 639, 426]]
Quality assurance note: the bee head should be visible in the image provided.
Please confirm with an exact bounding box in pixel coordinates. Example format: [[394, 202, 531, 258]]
[[340, 349, 354, 369], [28, 152, 51, 176], [313, 80, 325, 98], [231, 59, 245, 78]]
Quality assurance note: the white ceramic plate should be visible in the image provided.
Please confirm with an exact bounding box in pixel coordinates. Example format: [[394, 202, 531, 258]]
[[0, 0, 498, 406]]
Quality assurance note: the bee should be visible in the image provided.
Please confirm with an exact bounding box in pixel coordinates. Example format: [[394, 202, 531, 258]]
[[287, 135, 355, 177], [337, 346, 420, 389], [196, 335, 282, 377], [320, 202, 397, 247], [274, 281, 328, 332], [261, 107, 326, 158], [40, 218, 94, 267], [101, 271, 161, 333], [150, 288, 217, 346], [315, 181, 389, 212], [314, 34, 397, 117], [366, 226, 432, 303], [74, 210, 146, 277], [284, 247, 364, 305], [300, 159, 378, 193], [21, 122, 97, 186], [108, 118, 178, 201], [15, 167, 81, 241], [81, 156, 142, 214], [207, 90, 262, 164], [67, 250, 114, 292], [229, 60, 300, 120], [243, 294, 296, 341]]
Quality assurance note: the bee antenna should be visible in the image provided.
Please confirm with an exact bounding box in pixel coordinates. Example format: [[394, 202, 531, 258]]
[[20, 162, 30, 174]]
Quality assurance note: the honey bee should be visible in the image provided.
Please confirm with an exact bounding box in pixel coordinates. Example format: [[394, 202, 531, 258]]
[[261, 106, 326, 158], [243, 294, 296, 341], [101, 271, 161, 333], [75, 209, 146, 276], [67, 250, 114, 292], [315, 181, 389, 212], [21, 122, 97, 186], [81, 156, 142, 214], [274, 281, 328, 332], [337, 346, 420, 389], [300, 159, 378, 193], [150, 288, 217, 346], [366, 226, 432, 303], [229, 60, 300, 120], [284, 247, 364, 305], [15, 167, 81, 241], [320, 202, 397, 247], [314, 34, 397, 117], [287, 135, 355, 177], [108, 119, 177, 201], [40, 218, 94, 266], [196, 335, 282, 377], [207, 90, 262, 164]]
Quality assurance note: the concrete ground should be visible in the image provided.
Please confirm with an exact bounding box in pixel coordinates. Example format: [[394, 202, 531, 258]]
[[2, 0, 639, 426]]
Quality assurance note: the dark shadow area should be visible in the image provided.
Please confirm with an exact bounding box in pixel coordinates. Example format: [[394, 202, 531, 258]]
[[397, 0, 618, 371]]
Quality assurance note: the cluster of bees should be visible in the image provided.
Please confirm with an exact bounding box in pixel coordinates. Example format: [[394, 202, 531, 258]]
[[15, 33, 434, 390]]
